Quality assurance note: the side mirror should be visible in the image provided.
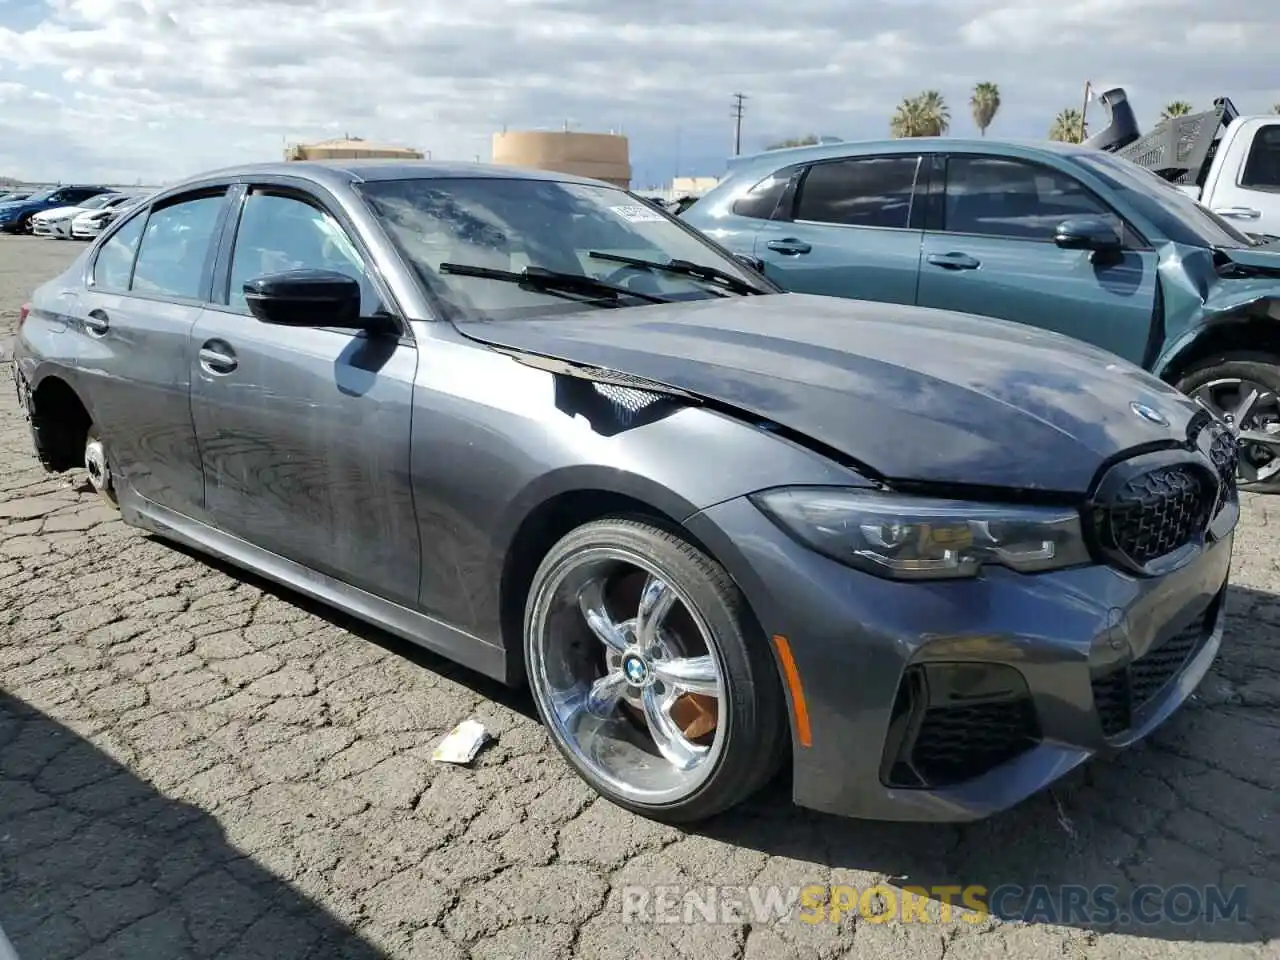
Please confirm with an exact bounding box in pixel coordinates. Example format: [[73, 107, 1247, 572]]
[[1054, 216, 1123, 253], [244, 269, 378, 331], [733, 253, 767, 273]]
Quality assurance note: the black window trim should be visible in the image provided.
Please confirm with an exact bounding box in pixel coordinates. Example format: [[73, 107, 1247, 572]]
[[1236, 121, 1280, 194], [786, 153, 925, 232], [934, 152, 1153, 250], [208, 176, 411, 343], [85, 184, 236, 305]]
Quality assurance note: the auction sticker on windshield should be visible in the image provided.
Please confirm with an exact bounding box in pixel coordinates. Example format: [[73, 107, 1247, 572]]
[[609, 204, 667, 223]]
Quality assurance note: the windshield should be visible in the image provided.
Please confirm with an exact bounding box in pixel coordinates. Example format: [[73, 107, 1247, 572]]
[[77, 194, 114, 210], [23, 189, 55, 203], [355, 176, 761, 320], [1071, 151, 1255, 249]]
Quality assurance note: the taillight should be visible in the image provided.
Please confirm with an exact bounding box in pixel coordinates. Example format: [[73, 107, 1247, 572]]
[[18, 303, 30, 332]]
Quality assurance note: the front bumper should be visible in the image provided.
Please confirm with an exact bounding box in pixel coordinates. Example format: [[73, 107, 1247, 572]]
[[71, 222, 105, 239], [32, 219, 72, 238], [685, 496, 1232, 822]]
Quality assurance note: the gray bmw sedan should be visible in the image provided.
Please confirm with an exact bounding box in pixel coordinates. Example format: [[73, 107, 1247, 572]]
[[12, 160, 1238, 823]]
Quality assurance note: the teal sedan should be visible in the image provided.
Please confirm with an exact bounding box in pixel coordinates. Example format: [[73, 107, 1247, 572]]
[[683, 139, 1280, 489]]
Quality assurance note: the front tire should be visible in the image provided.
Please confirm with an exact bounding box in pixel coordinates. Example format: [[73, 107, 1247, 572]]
[[1175, 352, 1280, 492], [524, 518, 788, 823]]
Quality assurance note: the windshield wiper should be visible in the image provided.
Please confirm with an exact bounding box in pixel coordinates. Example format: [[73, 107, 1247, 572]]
[[587, 251, 770, 295], [438, 262, 673, 305]]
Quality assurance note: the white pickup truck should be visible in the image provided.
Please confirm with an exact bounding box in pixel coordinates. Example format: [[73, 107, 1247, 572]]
[[1086, 89, 1280, 240]]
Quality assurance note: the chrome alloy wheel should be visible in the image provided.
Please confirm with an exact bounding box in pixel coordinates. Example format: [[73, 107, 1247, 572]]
[[1191, 377, 1280, 487], [527, 547, 727, 806], [84, 436, 112, 496]]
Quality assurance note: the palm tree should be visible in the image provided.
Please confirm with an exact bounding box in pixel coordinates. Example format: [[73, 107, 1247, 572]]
[[1162, 101, 1194, 120], [890, 97, 928, 138], [917, 90, 950, 136], [1049, 108, 1087, 143], [891, 91, 950, 138], [970, 82, 1001, 136]]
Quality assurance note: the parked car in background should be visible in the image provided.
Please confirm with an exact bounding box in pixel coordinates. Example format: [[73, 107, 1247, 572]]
[[682, 138, 1280, 490], [0, 185, 112, 234], [0, 191, 31, 203], [71, 193, 147, 240], [32, 192, 134, 239], [1085, 88, 1280, 241], [13, 160, 1237, 825]]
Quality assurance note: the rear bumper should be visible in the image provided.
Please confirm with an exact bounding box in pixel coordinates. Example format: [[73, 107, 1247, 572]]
[[686, 496, 1233, 822]]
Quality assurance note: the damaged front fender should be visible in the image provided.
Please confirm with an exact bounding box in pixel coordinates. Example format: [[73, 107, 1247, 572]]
[[1153, 242, 1280, 377]]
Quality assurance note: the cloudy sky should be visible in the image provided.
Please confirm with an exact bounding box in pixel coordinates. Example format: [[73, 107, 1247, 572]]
[[0, 0, 1275, 188]]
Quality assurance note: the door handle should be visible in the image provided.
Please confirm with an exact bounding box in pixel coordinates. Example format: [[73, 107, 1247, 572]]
[[1212, 206, 1261, 220], [83, 308, 109, 335], [765, 238, 812, 256], [198, 341, 238, 374], [926, 252, 981, 270]]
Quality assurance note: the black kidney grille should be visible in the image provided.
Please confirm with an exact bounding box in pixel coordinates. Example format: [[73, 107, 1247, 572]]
[[1098, 465, 1214, 568]]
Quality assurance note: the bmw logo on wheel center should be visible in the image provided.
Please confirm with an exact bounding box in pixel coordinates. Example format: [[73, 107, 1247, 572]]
[[622, 654, 649, 685], [1130, 401, 1169, 426]]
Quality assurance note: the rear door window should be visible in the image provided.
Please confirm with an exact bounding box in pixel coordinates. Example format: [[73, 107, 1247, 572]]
[[130, 191, 227, 300], [92, 212, 147, 293], [731, 170, 793, 220], [794, 157, 920, 229]]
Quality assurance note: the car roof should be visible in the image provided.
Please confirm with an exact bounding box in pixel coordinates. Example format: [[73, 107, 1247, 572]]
[[723, 137, 1094, 176], [162, 159, 620, 197]]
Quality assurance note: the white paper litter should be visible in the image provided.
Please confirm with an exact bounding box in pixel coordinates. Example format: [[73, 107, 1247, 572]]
[[432, 719, 491, 765]]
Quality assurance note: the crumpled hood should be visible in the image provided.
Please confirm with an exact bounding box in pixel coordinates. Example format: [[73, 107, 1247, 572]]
[[460, 293, 1204, 493]]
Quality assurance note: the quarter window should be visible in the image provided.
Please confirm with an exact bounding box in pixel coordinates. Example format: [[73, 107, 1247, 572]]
[[794, 157, 920, 228], [227, 191, 379, 314], [1240, 125, 1280, 190], [943, 156, 1121, 240], [130, 193, 226, 300], [92, 212, 146, 293]]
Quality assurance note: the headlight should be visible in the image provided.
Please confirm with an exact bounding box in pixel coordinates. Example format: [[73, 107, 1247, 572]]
[[750, 487, 1091, 580]]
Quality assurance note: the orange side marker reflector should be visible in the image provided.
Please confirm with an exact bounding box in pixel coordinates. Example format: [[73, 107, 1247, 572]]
[[771, 634, 812, 747]]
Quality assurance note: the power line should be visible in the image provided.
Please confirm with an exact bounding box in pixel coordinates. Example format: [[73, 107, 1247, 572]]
[[731, 93, 748, 156]]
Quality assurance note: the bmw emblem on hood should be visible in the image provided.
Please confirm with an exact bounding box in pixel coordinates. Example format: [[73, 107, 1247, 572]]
[[1130, 401, 1168, 426]]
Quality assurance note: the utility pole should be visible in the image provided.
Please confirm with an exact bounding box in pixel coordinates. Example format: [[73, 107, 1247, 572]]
[[1079, 80, 1092, 142], [731, 93, 747, 156]]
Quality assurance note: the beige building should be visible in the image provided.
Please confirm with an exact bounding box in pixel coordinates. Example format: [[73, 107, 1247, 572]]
[[285, 137, 424, 161], [491, 130, 631, 187], [671, 176, 720, 195]]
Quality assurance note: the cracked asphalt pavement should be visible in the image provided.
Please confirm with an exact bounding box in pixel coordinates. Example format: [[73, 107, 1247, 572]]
[[1, 236, 1277, 960]]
